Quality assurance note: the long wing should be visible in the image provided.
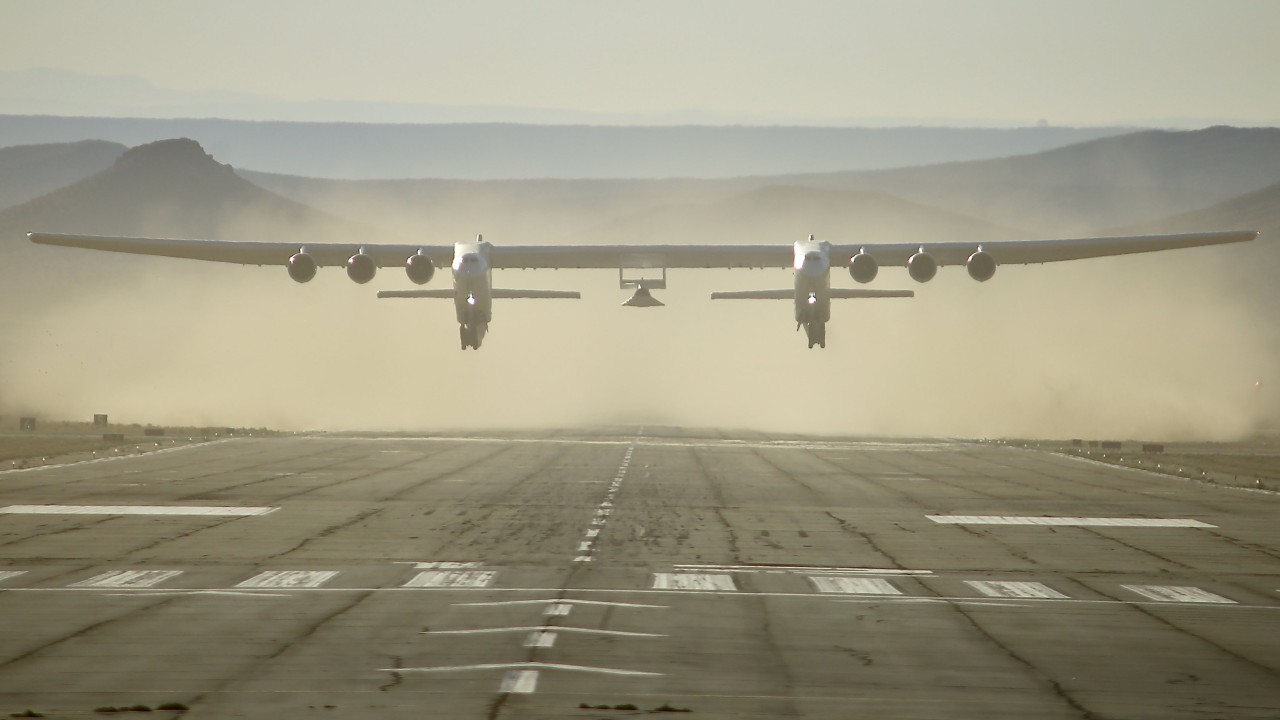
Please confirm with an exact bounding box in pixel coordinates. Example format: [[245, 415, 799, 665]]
[[827, 231, 1259, 266], [29, 230, 1257, 270], [28, 233, 456, 268], [712, 289, 915, 300]]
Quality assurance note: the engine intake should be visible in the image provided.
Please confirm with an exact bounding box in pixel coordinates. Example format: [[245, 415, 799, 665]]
[[287, 252, 317, 283], [347, 252, 377, 284], [406, 252, 435, 284], [907, 249, 937, 283], [849, 251, 878, 283], [966, 250, 996, 282]]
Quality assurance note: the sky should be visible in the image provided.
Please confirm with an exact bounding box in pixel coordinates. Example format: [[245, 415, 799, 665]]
[[2, 0, 1279, 126]]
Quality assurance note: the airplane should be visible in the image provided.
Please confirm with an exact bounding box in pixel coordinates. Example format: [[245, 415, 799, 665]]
[[28, 229, 1259, 350]]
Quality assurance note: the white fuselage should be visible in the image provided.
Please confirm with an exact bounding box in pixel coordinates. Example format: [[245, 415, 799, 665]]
[[793, 237, 832, 324], [452, 239, 493, 326]]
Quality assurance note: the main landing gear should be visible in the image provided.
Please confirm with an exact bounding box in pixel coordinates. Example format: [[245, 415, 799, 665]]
[[459, 322, 487, 350], [801, 321, 826, 349]]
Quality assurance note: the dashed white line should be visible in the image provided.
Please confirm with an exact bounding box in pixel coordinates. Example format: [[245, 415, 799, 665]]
[[1122, 585, 1236, 604], [652, 573, 737, 592], [809, 577, 902, 595], [235, 570, 339, 589], [1, 505, 277, 516], [500, 669, 540, 692], [387, 661, 661, 677], [927, 515, 1215, 528], [71, 570, 183, 588], [544, 603, 573, 616], [403, 570, 495, 588], [966, 581, 1068, 599], [523, 632, 557, 648], [0, 571, 28, 584]]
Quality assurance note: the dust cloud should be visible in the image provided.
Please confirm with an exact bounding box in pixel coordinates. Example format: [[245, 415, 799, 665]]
[[2, 191, 1273, 442]]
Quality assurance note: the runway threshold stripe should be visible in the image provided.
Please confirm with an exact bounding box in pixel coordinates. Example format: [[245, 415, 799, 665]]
[[926, 515, 1215, 528], [652, 573, 737, 591], [71, 570, 183, 588], [966, 581, 1068, 599], [500, 669, 539, 693], [0, 505, 278, 517], [235, 571, 339, 589], [404, 570, 496, 588], [1122, 585, 1236, 604], [809, 577, 901, 595]]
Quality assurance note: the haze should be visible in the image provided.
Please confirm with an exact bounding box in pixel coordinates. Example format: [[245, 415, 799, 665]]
[[2, 0, 1279, 127]]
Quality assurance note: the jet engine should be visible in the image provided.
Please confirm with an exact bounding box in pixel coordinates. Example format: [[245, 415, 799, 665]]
[[405, 252, 435, 284], [287, 252, 317, 283], [849, 251, 878, 283], [907, 249, 937, 282], [347, 251, 377, 284], [966, 249, 997, 282]]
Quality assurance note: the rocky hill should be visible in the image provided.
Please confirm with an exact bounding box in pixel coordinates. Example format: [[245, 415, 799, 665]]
[[0, 139, 124, 210]]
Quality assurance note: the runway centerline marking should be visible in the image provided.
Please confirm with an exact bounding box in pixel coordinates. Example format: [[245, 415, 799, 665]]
[[1122, 585, 1236, 604], [501, 669, 540, 692], [653, 573, 737, 592], [236, 570, 339, 589], [1, 505, 278, 516], [425, 626, 664, 638], [71, 570, 183, 588], [403, 570, 495, 588], [966, 581, 1068, 599], [926, 515, 1215, 528], [385, 661, 662, 677], [809, 577, 902, 595]]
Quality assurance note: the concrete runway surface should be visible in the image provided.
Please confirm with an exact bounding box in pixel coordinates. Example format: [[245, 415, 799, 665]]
[[0, 428, 1277, 719]]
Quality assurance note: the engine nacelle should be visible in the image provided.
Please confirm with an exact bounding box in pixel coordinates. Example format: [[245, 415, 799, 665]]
[[347, 252, 377, 284], [966, 250, 997, 282], [907, 249, 937, 283], [848, 252, 878, 284], [405, 253, 435, 285], [287, 252, 317, 283]]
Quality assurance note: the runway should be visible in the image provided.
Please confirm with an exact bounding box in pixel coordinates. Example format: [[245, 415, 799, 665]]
[[0, 428, 1277, 719]]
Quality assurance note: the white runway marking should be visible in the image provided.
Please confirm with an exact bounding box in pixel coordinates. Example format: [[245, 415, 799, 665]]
[[72, 570, 183, 588], [0, 571, 27, 584], [544, 603, 573, 616], [426, 626, 663, 638], [403, 570, 495, 588], [500, 669, 540, 692], [457, 598, 667, 609], [966, 581, 1068, 599], [523, 631, 557, 648], [652, 573, 737, 591], [926, 515, 1215, 528], [1, 504, 278, 516], [809, 577, 902, 595], [235, 570, 339, 589], [678, 563, 933, 576], [1122, 585, 1236, 604], [387, 661, 662, 677]]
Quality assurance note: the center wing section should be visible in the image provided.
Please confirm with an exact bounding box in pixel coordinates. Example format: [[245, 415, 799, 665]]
[[712, 289, 914, 299], [488, 245, 792, 270]]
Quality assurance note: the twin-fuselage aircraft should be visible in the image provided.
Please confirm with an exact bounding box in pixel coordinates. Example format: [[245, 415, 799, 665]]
[[28, 230, 1260, 349]]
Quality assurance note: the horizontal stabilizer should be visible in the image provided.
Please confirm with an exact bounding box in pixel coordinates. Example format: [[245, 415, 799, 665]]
[[829, 288, 914, 299], [378, 289, 455, 299], [378, 289, 581, 299], [491, 289, 581, 299], [711, 289, 914, 300]]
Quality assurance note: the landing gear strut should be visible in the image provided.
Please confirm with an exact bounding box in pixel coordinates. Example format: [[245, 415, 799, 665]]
[[803, 321, 826, 349]]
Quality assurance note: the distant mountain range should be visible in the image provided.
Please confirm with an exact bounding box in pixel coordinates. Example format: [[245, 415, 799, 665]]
[[0, 115, 1134, 180], [2, 128, 1276, 435]]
